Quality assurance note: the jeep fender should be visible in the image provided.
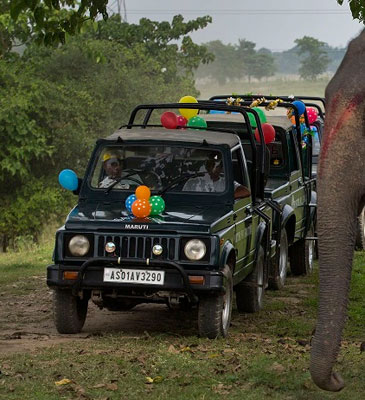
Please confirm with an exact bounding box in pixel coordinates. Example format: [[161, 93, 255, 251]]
[[254, 221, 268, 262], [281, 204, 296, 244], [220, 241, 236, 271]]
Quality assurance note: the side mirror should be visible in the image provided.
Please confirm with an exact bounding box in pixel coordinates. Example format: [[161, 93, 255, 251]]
[[58, 169, 80, 194]]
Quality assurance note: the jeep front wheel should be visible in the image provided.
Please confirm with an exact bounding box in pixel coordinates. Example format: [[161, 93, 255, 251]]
[[269, 229, 288, 290], [198, 265, 233, 339], [53, 289, 88, 334], [235, 246, 265, 313], [289, 224, 314, 275]]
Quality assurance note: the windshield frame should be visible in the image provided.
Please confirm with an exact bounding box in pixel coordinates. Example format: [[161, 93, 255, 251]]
[[81, 139, 235, 205]]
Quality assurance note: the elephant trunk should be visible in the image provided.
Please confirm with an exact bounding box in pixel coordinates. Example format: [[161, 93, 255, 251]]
[[310, 174, 359, 391]]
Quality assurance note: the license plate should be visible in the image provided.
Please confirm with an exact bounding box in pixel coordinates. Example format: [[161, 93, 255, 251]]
[[103, 268, 165, 285]]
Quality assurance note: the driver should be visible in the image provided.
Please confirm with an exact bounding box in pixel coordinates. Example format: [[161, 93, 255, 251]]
[[183, 153, 250, 199], [182, 153, 226, 192], [99, 152, 142, 189]]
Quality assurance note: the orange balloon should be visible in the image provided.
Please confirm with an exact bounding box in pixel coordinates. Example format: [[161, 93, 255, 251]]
[[135, 185, 151, 200], [131, 199, 151, 218]]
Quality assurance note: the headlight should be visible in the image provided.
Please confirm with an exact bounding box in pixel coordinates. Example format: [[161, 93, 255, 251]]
[[68, 235, 90, 256], [184, 239, 206, 261]]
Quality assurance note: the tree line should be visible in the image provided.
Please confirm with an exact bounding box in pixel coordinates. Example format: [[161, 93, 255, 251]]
[[0, 9, 212, 251], [195, 37, 345, 84]]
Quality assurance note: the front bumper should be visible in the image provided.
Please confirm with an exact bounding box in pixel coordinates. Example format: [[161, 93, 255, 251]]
[[47, 257, 225, 303]]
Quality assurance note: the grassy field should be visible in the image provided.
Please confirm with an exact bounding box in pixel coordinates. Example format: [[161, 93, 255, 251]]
[[0, 241, 365, 399], [196, 77, 329, 100]]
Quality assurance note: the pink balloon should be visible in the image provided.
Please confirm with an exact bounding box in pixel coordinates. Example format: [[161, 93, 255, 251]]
[[306, 107, 318, 124], [255, 123, 276, 144], [177, 115, 188, 127], [161, 111, 178, 129]]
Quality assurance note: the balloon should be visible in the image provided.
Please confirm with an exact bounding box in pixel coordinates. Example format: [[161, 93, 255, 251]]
[[125, 194, 137, 213], [149, 196, 165, 216], [161, 111, 178, 129], [58, 169, 78, 191], [187, 116, 207, 129], [253, 107, 267, 123], [135, 185, 151, 200], [179, 95, 198, 120], [292, 100, 306, 116], [306, 107, 318, 124], [176, 115, 188, 127], [247, 107, 266, 128], [255, 123, 276, 144], [290, 115, 305, 125], [132, 199, 151, 218]]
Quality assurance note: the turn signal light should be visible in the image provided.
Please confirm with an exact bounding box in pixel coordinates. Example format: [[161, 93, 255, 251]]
[[188, 275, 205, 285], [63, 271, 79, 280]]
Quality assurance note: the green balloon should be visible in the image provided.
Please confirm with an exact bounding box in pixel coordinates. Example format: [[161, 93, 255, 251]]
[[187, 116, 207, 130], [248, 107, 267, 128], [253, 107, 267, 123], [149, 196, 165, 216]]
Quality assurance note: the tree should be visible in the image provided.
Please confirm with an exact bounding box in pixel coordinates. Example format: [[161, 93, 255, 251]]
[[0, 15, 211, 250], [249, 53, 276, 81], [2, 0, 108, 53], [295, 36, 330, 80], [337, 0, 365, 22]]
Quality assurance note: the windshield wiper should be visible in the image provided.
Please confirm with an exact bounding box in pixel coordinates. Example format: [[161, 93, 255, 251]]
[[158, 172, 205, 196], [104, 170, 143, 194]]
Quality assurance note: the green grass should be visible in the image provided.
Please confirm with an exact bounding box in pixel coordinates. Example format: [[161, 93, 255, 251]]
[[196, 77, 329, 100], [0, 244, 365, 399]]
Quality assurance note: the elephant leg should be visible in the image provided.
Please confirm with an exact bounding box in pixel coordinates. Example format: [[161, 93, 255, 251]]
[[310, 182, 360, 392]]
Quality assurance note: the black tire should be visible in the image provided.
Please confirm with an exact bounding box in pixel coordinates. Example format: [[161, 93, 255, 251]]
[[289, 224, 315, 275], [235, 246, 265, 313], [269, 229, 289, 290], [198, 265, 233, 339], [53, 289, 88, 334], [355, 207, 365, 250]]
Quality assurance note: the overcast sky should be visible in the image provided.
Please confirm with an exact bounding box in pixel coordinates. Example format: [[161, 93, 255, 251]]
[[108, 0, 364, 50]]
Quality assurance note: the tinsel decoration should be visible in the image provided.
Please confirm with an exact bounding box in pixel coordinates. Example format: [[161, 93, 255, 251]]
[[249, 97, 266, 108], [265, 98, 284, 111]]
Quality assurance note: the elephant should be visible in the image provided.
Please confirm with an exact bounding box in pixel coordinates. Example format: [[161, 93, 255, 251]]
[[309, 29, 365, 391]]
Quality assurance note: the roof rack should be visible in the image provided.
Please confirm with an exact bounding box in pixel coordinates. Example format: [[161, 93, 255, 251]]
[[208, 94, 325, 119], [127, 101, 304, 202]]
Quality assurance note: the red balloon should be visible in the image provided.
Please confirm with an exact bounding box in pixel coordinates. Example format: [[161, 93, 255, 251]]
[[255, 123, 276, 144], [161, 111, 178, 129], [306, 107, 318, 124], [177, 115, 187, 127]]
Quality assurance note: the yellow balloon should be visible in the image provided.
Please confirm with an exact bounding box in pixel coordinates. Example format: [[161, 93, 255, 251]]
[[179, 95, 198, 120]]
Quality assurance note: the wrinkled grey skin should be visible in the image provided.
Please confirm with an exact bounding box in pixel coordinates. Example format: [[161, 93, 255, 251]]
[[310, 29, 365, 391]]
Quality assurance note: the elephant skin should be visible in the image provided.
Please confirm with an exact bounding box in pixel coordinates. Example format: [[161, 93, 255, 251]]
[[310, 29, 365, 391]]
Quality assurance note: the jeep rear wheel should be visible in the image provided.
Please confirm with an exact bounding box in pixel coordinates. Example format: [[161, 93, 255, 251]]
[[355, 207, 365, 250], [236, 246, 265, 313], [269, 229, 288, 290], [198, 265, 233, 339], [53, 289, 88, 334], [289, 224, 314, 275]]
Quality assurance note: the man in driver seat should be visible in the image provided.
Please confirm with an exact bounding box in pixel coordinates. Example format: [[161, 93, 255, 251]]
[[98, 152, 142, 189]]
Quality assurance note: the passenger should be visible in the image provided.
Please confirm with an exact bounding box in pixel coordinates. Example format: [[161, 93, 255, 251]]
[[99, 152, 142, 189]]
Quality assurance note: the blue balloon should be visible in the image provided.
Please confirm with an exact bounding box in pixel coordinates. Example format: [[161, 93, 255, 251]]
[[292, 100, 306, 116], [125, 194, 137, 213], [58, 169, 78, 191]]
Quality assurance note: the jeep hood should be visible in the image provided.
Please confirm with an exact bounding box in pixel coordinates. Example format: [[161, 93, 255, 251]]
[[65, 201, 232, 234]]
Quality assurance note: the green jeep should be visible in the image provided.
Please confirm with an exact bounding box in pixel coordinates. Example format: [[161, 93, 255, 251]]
[[203, 97, 318, 289], [47, 102, 277, 338]]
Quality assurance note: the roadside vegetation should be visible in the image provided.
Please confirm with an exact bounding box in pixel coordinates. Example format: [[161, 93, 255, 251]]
[[0, 240, 365, 399]]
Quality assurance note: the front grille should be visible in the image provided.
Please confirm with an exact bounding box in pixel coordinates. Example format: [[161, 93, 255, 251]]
[[97, 234, 178, 261]]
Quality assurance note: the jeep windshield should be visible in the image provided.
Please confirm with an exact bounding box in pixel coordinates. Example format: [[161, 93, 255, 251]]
[[90, 145, 226, 193]]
